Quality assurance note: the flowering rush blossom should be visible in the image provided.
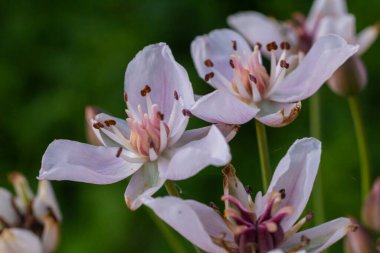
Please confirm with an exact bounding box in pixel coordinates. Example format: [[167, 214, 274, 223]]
[[38, 43, 234, 210], [0, 172, 61, 253], [227, 0, 378, 96], [145, 138, 355, 253], [191, 29, 358, 126]]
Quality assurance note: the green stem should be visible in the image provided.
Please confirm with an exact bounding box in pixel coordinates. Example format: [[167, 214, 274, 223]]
[[309, 92, 325, 225], [255, 120, 271, 192], [146, 207, 188, 253], [348, 96, 371, 202], [164, 181, 203, 253]]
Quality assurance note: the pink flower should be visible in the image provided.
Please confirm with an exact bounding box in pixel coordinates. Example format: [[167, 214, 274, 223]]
[[38, 43, 235, 210], [145, 138, 354, 252], [190, 29, 357, 126]]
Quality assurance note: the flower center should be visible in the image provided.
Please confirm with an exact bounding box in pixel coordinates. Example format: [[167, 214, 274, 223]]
[[290, 12, 313, 53]]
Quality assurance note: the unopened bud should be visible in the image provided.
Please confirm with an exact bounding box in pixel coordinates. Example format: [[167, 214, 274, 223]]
[[362, 178, 380, 232], [344, 218, 376, 253], [328, 55, 367, 96], [8, 172, 34, 207], [85, 106, 104, 146]]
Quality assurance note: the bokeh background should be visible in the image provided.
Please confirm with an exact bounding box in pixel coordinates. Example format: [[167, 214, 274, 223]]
[[0, 0, 379, 252]]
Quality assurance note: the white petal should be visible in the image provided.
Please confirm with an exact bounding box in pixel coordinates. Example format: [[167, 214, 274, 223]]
[[41, 216, 60, 253], [191, 29, 251, 90], [124, 162, 165, 210], [39, 140, 142, 184], [263, 138, 321, 231], [269, 34, 358, 103], [163, 125, 231, 180], [256, 100, 301, 127], [144, 196, 231, 253], [0, 228, 43, 253], [0, 188, 19, 226], [281, 218, 353, 253], [357, 25, 379, 55], [124, 43, 194, 124], [191, 90, 259, 125], [33, 181, 62, 222], [315, 14, 356, 43], [92, 113, 131, 147]]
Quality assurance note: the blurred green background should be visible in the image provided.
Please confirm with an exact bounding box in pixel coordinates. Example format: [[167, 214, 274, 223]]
[[0, 0, 379, 252]]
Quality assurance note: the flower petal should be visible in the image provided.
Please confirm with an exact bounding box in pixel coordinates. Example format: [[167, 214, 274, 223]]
[[0, 188, 19, 226], [41, 216, 60, 253], [0, 228, 43, 253], [191, 29, 251, 90], [144, 196, 232, 253], [255, 100, 301, 127], [39, 140, 142, 184], [263, 138, 321, 231], [124, 162, 165, 210], [191, 90, 259, 124], [269, 34, 358, 103], [33, 180, 62, 222], [357, 25, 379, 55], [125, 43, 194, 123], [163, 125, 231, 180], [315, 15, 356, 43], [281, 218, 353, 253]]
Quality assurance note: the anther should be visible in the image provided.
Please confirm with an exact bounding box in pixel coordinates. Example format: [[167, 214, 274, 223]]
[[116, 147, 123, 158], [140, 85, 151, 96], [174, 90, 179, 100], [301, 235, 311, 245], [209, 202, 219, 211], [266, 41, 278, 51], [249, 74, 257, 83], [280, 60, 290, 69], [245, 185, 253, 194], [280, 42, 291, 50], [279, 188, 286, 199], [156, 112, 164, 121], [104, 119, 116, 127], [182, 109, 192, 117], [93, 122, 105, 129], [232, 40, 237, 51], [204, 59, 214, 67], [205, 72, 215, 81], [229, 59, 235, 68], [124, 92, 128, 102], [305, 211, 313, 221], [256, 43, 262, 49]]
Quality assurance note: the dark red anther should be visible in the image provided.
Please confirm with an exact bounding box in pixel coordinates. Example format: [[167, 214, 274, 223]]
[[256, 42, 262, 49], [116, 147, 123, 158], [124, 92, 128, 102], [245, 185, 253, 194], [249, 74, 257, 83], [140, 85, 151, 96], [104, 119, 116, 127], [204, 59, 214, 67], [280, 42, 291, 50], [205, 72, 215, 81], [279, 189, 286, 199], [305, 211, 313, 221], [280, 60, 289, 69], [229, 59, 235, 69], [182, 109, 192, 117], [232, 40, 237, 50], [156, 112, 164, 121], [93, 122, 105, 129], [266, 41, 278, 51], [174, 90, 179, 100]]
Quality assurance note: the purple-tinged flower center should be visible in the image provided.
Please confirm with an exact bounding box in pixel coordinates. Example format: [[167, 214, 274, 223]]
[[203, 41, 295, 105]]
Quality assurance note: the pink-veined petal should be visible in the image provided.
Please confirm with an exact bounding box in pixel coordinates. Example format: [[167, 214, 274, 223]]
[[191, 90, 259, 125], [39, 140, 142, 184], [191, 29, 251, 90], [124, 43, 194, 124], [263, 138, 321, 231], [163, 125, 231, 180], [144, 196, 232, 253], [281, 218, 353, 253], [269, 34, 358, 103], [255, 100, 301, 127], [0, 228, 43, 253], [357, 24, 379, 55], [124, 162, 165, 210], [0, 188, 20, 226], [33, 180, 62, 222]]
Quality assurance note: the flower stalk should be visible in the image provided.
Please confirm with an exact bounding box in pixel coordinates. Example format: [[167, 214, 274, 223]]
[[348, 95, 371, 202], [255, 120, 271, 191]]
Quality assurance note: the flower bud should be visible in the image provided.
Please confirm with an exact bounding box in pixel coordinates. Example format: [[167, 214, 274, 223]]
[[8, 172, 34, 208], [85, 105, 104, 146], [328, 55, 367, 96], [362, 178, 380, 232], [344, 218, 376, 253]]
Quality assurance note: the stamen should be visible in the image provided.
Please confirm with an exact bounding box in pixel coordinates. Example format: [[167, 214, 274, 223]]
[[245, 185, 253, 195], [232, 40, 237, 51], [140, 85, 151, 96], [93, 122, 105, 129], [256, 43, 262, 49], [104, 119, 116, 127], [159, 121, 168, 153], [204, 59, 214, 67], [205, 72, 215, 81], [182, 109, 192, 117], [280, 60, 290, 69], [156, 112, 164, 121], [279, 189, 286, 199], [229, 59, 235, 68], [116, 147, 123, 158], [280, 42, 291, 50], [266, 41, 278, 52], [174, 90, 179, 101], [124, 92, 128, 102], [249, 74, 257, 83]]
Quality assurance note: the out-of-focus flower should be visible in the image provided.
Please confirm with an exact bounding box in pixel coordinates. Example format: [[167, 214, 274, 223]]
[[344, 218, 375, 253], [228, 0, 378, 96], [145, 138, 354, 252], [191, 29, 357, 127], [362, 177, 380, 233], [0, 172, 61, 253], [39, 43, 235, 210]]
